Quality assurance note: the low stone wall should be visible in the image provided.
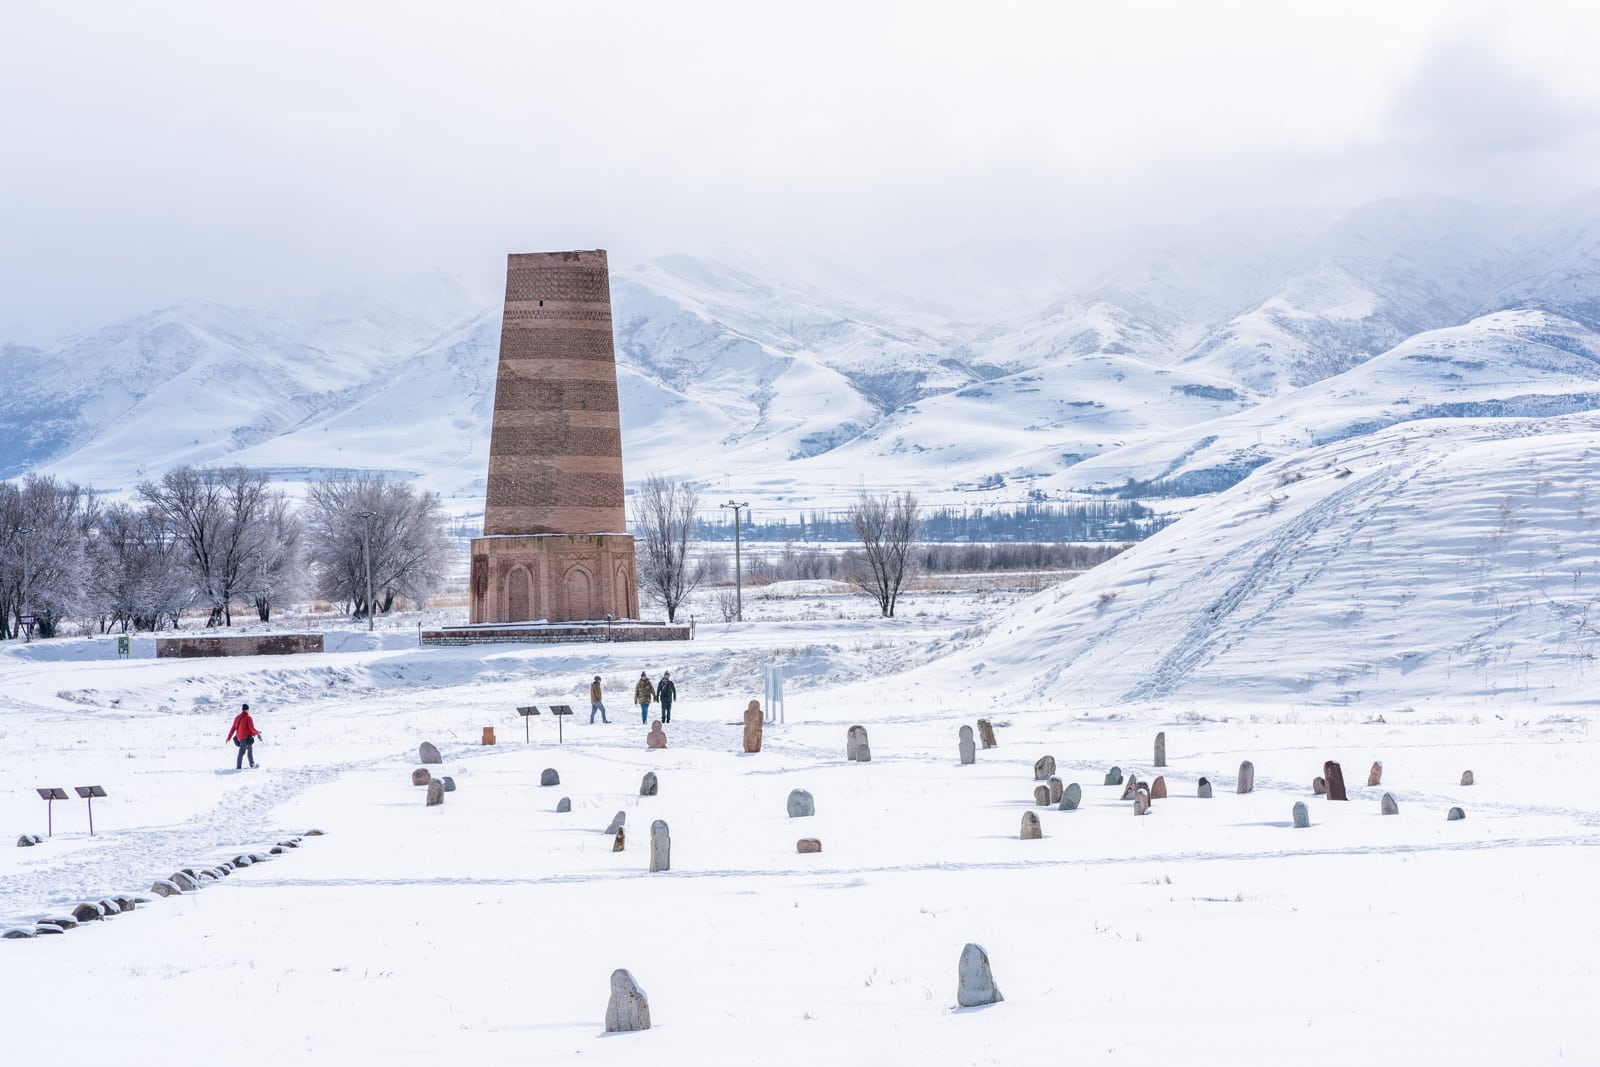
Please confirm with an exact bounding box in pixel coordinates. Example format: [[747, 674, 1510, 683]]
[[422, 623, 690, 647], [155, 633, 325, 658]]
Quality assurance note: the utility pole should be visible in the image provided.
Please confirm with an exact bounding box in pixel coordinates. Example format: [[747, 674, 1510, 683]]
[[720, 500, 749, 622], [19, 525, 34, 643], [355, 510, 376, 632]]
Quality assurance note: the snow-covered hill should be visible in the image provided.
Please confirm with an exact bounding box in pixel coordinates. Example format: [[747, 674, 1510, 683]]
[[954, 408, 1600, 708]]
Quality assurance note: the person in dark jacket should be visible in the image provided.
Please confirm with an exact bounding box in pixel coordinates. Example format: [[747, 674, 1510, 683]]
[[226, 703, 262, 769], [634, 671, 656, 724], [589, 676, 609, 723], [657, 671, 677, 723]]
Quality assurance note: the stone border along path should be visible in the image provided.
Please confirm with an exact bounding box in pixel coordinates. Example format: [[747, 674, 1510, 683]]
[[0, 757, 353, 924], [2, 831, 325, 939]]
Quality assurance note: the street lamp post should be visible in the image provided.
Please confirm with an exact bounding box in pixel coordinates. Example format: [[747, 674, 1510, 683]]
[[354, 510, 376, 632], [720, 500, 749, 622]]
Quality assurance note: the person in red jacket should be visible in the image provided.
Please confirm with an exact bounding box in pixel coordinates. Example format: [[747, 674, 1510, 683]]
[[226, 703, 262, 769]]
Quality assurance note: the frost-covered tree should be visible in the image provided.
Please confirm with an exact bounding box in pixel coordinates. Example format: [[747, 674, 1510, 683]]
[[86, 501, 198, 632], [303, 473, 452, 618], [0, 474, 92, 639], [241, 491, 304, 622], [632, 474, 706, 622], [846, 490, 921, 618], [139, 465, 277, 627]]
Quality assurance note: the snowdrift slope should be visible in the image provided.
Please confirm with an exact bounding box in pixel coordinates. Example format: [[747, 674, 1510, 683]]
[[960, 410, 1600, 709]]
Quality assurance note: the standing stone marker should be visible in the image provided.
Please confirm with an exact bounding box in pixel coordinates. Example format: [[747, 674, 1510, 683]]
[[1059, 782, 1082, 810], [1048, 776, 1064, 805], [1033, 785, 1051, 806], [556, 797, 571, 813], [1313, 776, 1326, 796], [787, 789, 815, 818], [1034, 755, 1056, 781], [1447, 806, 1466, 821], [540, 768, 560, 787], [649, 819, 670, 872], [959, 725, 976, 765], [1292, 801, 1310, 828], [1197, 777, 1213, 799], [1367, 761, 1383, 787], [957, 943, 1004, 1007], [1380, 792, 1399, 815], [440, 776, 456, 792], [1020, 811, 1041, 840], [612, 828, 626, 852], [1105, 766, 1123, 786], [797, 838, 822, 853], [640, 771, 659, 797], [605, 968, 651, 1033], [425, 780, 445, 806], [1324, 761, 1348, 801], [1154, 731, 1166, 768], [847, 725, 869, 761], [419, 742, 442, 765], [1461, 770, 1475, 786], [855, 737, 872, 762], [1133, 793, 1149, 816], [646, 721, 667, 749], [743, 702, 764, 753], [482, 726, 496, 746], [411, 768, 432, 786], [605, 811, 626, 835], [1237, 761, 1255, 794], [1120, 777, 1139, 801], [1150, 775, 1167, 800], [976, 719, 998, 749]]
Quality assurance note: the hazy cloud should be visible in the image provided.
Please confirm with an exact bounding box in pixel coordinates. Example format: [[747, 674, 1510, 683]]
[[2, 1, 1599, 342]]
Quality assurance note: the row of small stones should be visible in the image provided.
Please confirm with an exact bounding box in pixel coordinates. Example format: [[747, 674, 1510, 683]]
[[2, 831, 324, 940]]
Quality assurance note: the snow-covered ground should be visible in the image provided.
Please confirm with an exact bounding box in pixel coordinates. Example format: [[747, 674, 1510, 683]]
[[3, 559, 1596, 1062]]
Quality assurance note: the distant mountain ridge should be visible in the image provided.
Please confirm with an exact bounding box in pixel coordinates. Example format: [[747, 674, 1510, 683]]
[[6, 193, 1600, 521]]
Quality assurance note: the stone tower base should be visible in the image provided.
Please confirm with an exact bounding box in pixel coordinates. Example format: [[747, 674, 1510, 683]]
[[470, 533, 638, 624]]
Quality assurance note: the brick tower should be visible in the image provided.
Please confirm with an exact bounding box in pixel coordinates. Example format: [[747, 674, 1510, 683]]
[[469, 250, 638, 624]]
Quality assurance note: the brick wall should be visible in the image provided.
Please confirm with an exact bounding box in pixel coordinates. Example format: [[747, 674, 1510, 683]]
[[155, 633, 325, 658]]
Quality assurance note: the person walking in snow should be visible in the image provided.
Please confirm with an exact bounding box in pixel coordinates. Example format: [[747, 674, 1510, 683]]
[[634, 671, 656, 724], [226, 702, 262, 769], [589, 675, 610, 724], [656, 671, 677, 724]]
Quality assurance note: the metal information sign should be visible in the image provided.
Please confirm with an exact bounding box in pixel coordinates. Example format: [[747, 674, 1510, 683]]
[[74, 786, 107, 835], [516, 705, 542, 742], [764, 665, 785, 724], [117, 635, 130, 658], [36, 787, 69, 836], [548, 704, 573, 744]]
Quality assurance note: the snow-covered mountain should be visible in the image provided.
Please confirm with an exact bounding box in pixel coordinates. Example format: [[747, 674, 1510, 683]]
[[7, 193, 1600, 521]]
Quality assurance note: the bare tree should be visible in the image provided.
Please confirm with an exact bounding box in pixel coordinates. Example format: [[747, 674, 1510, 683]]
[[847, 490, 921, 618], [86, 501, 197, 632], [0, 474, 92, 639], [139, 465, 276, 627], [631, 474, 706, 622], [303, 472, 452, 618]]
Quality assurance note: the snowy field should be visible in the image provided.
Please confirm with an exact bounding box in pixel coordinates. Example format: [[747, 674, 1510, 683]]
[[2, 573, 1596, 1064]]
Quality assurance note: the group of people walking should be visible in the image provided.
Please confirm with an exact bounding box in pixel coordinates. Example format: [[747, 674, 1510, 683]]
[[589, 670, 677, 724]]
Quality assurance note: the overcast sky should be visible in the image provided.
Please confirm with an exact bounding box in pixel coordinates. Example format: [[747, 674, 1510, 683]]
[[3, 1, 1599, 343]]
